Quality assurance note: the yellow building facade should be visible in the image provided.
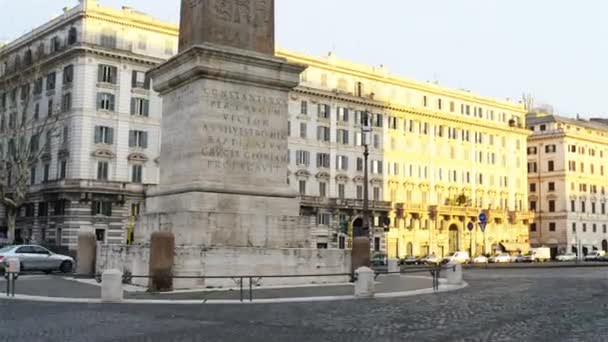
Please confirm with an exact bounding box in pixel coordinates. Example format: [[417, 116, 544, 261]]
[[280, 50, 533, 258]]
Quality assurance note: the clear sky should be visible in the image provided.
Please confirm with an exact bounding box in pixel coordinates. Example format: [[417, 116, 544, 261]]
[[1, 0, 607, 117]]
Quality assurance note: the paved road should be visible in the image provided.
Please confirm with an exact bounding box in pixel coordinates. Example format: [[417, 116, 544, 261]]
[[1, 267, 608, 342]]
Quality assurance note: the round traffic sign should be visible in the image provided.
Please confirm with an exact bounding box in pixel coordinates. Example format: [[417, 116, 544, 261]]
[[467, 222, 474, 231], [479, 212, 487, 223]]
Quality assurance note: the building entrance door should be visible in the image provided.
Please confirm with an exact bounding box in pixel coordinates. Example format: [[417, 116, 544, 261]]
[[448, 224, 459, 253], [406, 242, 413, 256], [603, 240, 608, 252]]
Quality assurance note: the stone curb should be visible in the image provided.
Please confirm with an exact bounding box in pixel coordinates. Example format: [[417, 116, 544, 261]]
[[0, 282, 468, 305]]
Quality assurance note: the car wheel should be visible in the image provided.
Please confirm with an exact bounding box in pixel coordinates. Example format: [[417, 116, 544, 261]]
[[60, 261, 73, 274], [43, 270, 52, 275]]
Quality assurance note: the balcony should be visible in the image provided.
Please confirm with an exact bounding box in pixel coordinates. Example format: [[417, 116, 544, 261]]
[[299, 196, 392, 212]]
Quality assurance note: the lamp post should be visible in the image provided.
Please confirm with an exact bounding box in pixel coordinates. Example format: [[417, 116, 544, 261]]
[[352, 111, 372, 272]]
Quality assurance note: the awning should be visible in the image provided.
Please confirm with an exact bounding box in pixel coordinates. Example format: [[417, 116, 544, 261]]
[[500, 242, 529, 253]]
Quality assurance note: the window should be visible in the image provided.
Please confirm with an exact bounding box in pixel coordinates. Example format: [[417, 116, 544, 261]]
[[540, 124, 546, 131], [50, 36, 61, 53], [316, 153, 330, 168], [97, 93, 116, 111], [571, 200, 576, 212], [337, 107, 349, 122], [581, 201, 586, 213], [583, 223, 587, 232], [592, 202, 596, 214], [92, 201, 112, 216], [30, 166, 36, 185], [61, 93, 72, 112], [47, 99, 54, 116], [131, 164, 143, 183], [62, 126, 69, 145], [319, 182, 326, 197], [318, 104, 330, 119], [548, 160, 554, 172], [373, 113, 383, 128], [356, 157, 363, 172], [295, 150, 310, 166], [98, 65, 117, 84], [317, 126, 330, 142], [94, 126, 114, 144], [300, 101, 308, 115], [545, 145, 556, 153], [299, 122, 307, 139], [336, 129, 349, 144], [338, 184, 345, 199], [548, 182, 555, 192], [31, 79, 42, 96], [63, 65, 74, 84], [59, 160, 67, 179], [97, 161, 109, 180], [130, 98, 149, 116], [46, 72, 56, 90], [529, 183, 536, 193], [129, 130, 148, 148], [68, 27, 78, 45], [527, 147, 537, 155], [356, 185, 363, 200], [100, 29, 117, 48], [602, 203, 606, 215], [317, 213, 330, 225], [528, 162, 537, 173], [371, 160, 383, 174], [572, 223, 576, 233], [593, 224, 597, 233], [548, 200, 555, 212], [43, 164, 50, 183], [373, 134, 380, 149], [530, 223, 537, 232], [298, 180, 306, 195], [530, 201, 537, 212], [423, 95, 428, 107], [336, 155, 348, 171], [38, 202, 48, 217], [549, 222, 556, 232], [131, 70, 150, 90], [373, 187, 380, 201]]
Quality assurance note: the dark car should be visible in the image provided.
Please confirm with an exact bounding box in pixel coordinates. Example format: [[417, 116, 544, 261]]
[[401, 256, 422, 265], [371, 253, 387, 266]]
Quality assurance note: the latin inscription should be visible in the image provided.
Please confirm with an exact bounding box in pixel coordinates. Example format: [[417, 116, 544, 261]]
[[199, 88, 287, 174]]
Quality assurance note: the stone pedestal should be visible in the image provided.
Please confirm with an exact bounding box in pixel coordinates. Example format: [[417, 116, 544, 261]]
[[101, 269, 123, 303], [76, 231, 96, 276], [388, 258, 400, 273], [149, 232, 175, 292], [446, 263, 463, 285], [354, 267, 375, 298]]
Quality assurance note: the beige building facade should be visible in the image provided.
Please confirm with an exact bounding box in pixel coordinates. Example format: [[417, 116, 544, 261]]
[[527, 113, 608, 257], [281, 51, 532, 258]]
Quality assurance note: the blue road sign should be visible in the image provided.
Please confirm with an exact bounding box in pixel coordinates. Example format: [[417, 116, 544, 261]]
[[479, 212, 487, 223]]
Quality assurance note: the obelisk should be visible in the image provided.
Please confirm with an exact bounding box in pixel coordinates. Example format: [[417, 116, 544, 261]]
[[142, 0, 350, 286]]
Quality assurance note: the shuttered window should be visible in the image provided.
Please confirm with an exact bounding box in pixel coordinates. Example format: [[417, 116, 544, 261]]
[[94, 126, 114, 144], [130, 97, 149, 116], [128, 130, 148, 148], [97, 93, 115, 111], [97, 65, 117, 84]]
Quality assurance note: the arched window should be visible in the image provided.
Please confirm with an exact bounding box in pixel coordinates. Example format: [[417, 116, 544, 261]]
[[68, 27, 78, 45]]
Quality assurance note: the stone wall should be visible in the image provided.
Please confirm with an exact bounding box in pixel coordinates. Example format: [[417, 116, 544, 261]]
[[96, 244, 351, 289]]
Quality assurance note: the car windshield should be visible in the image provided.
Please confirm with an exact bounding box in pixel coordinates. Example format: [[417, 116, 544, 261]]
[[0, 245, 15, 253]]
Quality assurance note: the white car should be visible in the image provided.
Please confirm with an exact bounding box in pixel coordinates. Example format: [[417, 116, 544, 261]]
[[442, 251, 470, 264], [472, 255, 488, 264], [0, 245, 74, 275], [556, 253, 577, 262], [584, 251, 604, 261], [489, 253, 512, 263]]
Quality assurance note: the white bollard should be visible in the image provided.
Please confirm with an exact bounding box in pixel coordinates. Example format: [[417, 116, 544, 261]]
[[446, 263, 463, 285], [388, 258, 400, 273], [354, 267, 375, 298], [101, 269, 123, 303]]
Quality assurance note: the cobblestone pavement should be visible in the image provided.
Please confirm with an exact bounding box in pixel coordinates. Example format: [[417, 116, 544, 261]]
[[1, 267, 608, 342]]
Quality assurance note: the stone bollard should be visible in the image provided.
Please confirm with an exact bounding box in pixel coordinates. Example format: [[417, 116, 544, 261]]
[[446, 263, 463, 285], [76, 231, 97, 276], [354, 267, 375, 298], [149, 231, 175, 292], [101, 269, 123, 303], [388, 258, 400, 273]]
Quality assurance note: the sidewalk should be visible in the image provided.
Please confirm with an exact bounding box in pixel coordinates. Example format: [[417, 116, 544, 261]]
[[0, 273, 467, 304]]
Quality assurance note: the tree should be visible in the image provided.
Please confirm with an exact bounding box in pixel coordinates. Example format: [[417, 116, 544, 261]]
[[0, 67, 60, 244]]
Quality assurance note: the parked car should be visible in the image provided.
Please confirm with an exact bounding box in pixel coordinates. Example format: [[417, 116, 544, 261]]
[[401, 256, 422, 265], [556, 253, 577, 262], [371, 253, 387, 266], [513, 253, 533, 263], [472, 255, 488, 264], [584, 251, 605, 261], [420, 254, 440, 265], [489, 253, 512, 263], [442, 251, 470, 264], [0, 245, 74, 275]]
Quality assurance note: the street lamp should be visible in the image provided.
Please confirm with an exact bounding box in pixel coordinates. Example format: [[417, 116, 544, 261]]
[[352, 111, 372, 272]]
